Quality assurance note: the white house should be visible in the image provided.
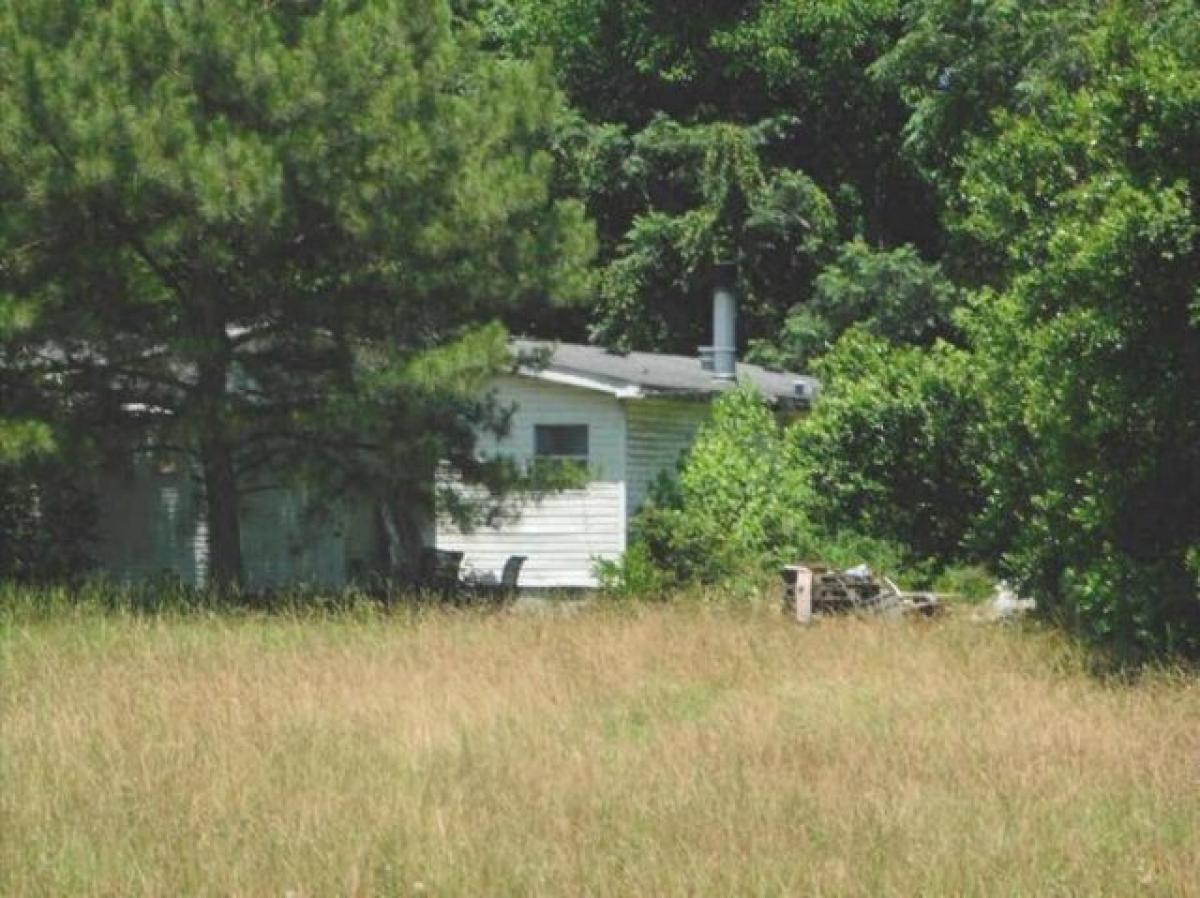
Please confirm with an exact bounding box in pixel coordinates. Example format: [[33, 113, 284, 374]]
[[90, 341, 813, 591], [434, 340, 814, 587]]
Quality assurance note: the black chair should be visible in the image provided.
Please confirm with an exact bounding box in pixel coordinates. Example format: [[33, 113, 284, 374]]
[[417, 547, 464, 598], [497, 554, 527, 599], [469, 554, 527, 605]]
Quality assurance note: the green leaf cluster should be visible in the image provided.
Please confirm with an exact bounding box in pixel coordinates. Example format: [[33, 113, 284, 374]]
[[588, 118, 836, 352], [484, 0, 938, 352], [797, 329, 985, 564], [749, 238, 961, 369]]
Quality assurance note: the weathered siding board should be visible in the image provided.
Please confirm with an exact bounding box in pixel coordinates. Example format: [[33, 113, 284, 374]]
[[435, 376, 626, 587], [624, 399, 711, 517], [92, 379, 721, 590], [344, 501, 384, 578]]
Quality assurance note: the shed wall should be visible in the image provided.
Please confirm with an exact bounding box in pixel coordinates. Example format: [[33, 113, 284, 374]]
[[92, 457, 374, 589]]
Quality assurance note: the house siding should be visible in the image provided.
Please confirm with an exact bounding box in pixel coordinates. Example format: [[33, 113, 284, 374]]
[[92, 456, 372, 589], [90, 376, 738, 592], [624, 399, 711, 518], [435, 376, 626, 588], [239, 485, 363, 589], [93, 459, 209, 587]]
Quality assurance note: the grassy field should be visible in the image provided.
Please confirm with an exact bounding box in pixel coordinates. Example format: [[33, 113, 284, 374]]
[[2, 600, 1198, 897]]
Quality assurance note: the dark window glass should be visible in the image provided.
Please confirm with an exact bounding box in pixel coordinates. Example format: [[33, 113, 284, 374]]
[[534, 425, 589, 462]]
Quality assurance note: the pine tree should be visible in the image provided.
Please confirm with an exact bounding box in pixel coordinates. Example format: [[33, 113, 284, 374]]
[[0, 0, 593, 587]]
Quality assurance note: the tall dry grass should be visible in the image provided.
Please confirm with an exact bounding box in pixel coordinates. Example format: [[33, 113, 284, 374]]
[[2, 602, 1198, 896]]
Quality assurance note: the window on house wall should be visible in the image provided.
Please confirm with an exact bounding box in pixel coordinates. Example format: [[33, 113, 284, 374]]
[[534, 424, 589, 463]]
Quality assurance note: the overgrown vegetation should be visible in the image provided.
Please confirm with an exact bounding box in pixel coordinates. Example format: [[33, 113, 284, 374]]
[[604, 384, 948, 595], [4, 601, 1199, 896], [0, 456, 95, 583]]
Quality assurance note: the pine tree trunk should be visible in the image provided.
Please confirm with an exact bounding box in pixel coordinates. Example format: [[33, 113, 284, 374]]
[[377, 499, 424, 584], [194, 313, 243, 592], [202, 434, 242, 592]]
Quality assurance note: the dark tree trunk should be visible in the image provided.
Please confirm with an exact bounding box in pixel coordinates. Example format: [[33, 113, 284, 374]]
[[193, 304, 242, 592], [202, 433, 242, 591], [377, 498, 424, 584]]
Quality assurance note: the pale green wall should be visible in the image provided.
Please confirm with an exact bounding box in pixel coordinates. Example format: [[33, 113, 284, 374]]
[[92, 455, 379, 589]]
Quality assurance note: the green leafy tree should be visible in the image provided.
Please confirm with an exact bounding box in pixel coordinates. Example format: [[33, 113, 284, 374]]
[[482, 0, 939, 353], [749, 238, 961, 370], [873, 0, 1096, 196], [589, 119, 837, 353], [945, 0, 1200, 655], [795, 329, 985, 563], [0, 0, 594, 587]]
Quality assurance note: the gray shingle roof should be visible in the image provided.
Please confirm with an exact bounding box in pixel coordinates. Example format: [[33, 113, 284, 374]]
[[511, 339, 817, 406]]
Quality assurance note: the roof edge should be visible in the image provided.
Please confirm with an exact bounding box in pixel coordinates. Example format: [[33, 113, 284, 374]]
[[518, 366, 644, 399], [516, 367, 809, 408]]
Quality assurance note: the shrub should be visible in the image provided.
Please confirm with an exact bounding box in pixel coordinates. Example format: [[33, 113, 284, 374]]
[[0, 457, 95, 582], [634, 387, 813, 586], [794, 329, 986, 565], [593, 541, 676, 600], [615, 387, 915, 593], [933, 565, 997, 605]]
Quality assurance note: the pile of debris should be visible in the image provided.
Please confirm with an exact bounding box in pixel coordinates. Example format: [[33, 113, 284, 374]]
[[779, 564, 941, 623]]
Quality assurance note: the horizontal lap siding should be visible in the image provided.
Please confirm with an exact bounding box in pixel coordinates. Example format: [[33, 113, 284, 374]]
[[436, 376, 626, 588], [93, 458, 371, 589], [93, 461, 209, 587], [625, 399, 711, 517], [239, 486, 359, 590]]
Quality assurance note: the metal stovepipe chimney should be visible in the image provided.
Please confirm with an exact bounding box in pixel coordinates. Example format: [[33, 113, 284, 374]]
[[710, 261, 737, 381]]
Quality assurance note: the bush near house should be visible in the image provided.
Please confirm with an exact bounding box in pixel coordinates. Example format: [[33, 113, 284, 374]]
[[798, 330, 986, 566], [609, 386, 916, 593]]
